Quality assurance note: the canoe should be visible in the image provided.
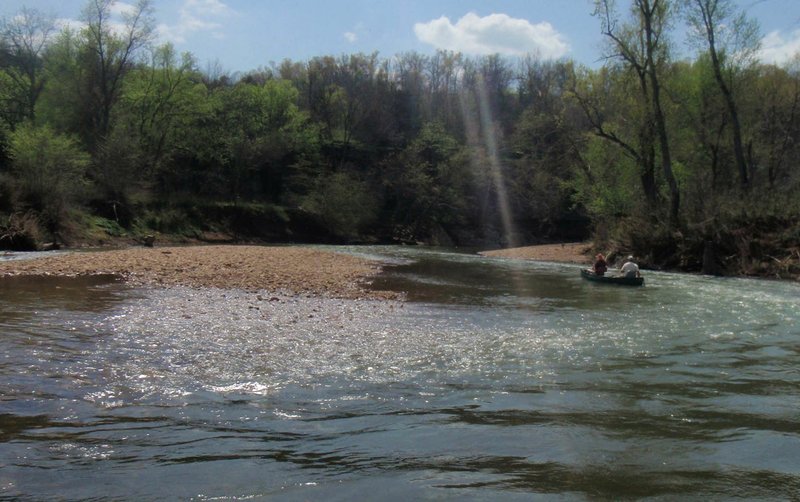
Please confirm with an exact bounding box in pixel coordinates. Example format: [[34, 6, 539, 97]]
[[581, 268, 644, 286]]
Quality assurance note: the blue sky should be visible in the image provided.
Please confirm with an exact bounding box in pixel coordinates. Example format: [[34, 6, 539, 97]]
[[2, 0, 800, 73]]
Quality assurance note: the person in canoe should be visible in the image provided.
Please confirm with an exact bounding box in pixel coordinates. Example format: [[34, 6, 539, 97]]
[[591, 253, 608, 276], [620, 255, 641, 278]]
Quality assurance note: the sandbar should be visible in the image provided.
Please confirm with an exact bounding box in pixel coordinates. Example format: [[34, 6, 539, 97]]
[[479, 242, 591, 264], [0, 245, 394, 299]]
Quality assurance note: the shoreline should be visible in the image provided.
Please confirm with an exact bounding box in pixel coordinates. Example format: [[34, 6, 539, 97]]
[[0, 245, 398, 300]]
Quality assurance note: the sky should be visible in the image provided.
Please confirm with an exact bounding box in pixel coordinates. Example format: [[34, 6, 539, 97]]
[[2, 0, 800, 73]]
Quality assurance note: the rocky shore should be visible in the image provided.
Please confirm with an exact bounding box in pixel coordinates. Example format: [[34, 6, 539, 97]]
[[0, 245, 395, 299]]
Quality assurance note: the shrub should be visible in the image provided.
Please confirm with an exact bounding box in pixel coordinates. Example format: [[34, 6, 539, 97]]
[[0, 212, 43, 250], [7, 124, 89, 240]]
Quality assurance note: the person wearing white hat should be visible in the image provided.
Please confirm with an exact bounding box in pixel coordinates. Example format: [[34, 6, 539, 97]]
[[620, 255, 640, 278]]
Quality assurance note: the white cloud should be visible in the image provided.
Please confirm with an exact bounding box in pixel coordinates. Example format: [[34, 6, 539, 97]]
[[54, 16, 124, 38], [109, 2, 137, 17], [759, 29, 800, 65], [185, 0, 232, 17], [414, 12, 569, 58], [344, 31, 358, 43], [158, 0, 235, 44]]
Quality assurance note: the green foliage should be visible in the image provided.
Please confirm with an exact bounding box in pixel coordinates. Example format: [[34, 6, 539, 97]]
[[168, 78, 317, 204], [384, 122, 470, 240], [7, 123, 89, 237], [0, 7, 56, 125], [77, 0, 154, 142], [0, 71, 25, 127], [569, 137, 638, 221], [121, 45, 202, 168], [508, 104, 582, 229], [302, 171, 379, 240], [85, 215, 126, 237], [35, 29, 84, 135]]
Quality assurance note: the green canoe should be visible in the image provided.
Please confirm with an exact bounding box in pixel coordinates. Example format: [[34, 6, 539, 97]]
[[581, 268, 644, 286]]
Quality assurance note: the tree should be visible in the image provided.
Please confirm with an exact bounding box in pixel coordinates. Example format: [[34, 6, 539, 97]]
[[177, 79, 313, 203], [323, 53, 380, 168], [427, 50, 464, 134], [0, 7, 56, 124], [510, 59, 587, 237], [7, 124, 89, 238], [302, 170, 378, 241], [682, 0, 760, 189], [752, 63, 799, 190], [393, 51, 430, 134], [477, 54, 515, 132], [639, 0, 680, 226], [384, 122, 470, 242], [80, 0, 155, 144], [122, 44, 200, 170], [583, 2, 657, 209], [588, 0, 680, 226]]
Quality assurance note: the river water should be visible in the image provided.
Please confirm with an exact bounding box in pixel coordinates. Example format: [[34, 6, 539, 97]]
[[1, 246, 799, 500]]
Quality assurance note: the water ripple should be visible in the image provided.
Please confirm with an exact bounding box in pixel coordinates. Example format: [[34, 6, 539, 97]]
[[2, 248, 799, 500]]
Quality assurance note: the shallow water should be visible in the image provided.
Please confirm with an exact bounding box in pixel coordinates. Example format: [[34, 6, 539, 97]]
[[1, 246, 799, 500]]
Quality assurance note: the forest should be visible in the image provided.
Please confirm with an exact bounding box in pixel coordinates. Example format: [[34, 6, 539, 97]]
[[1, 0, 798, 278]]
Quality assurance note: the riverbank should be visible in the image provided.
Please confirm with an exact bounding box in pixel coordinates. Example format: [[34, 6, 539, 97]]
[[0, 245, 396, 299], [479, 242, 592, 264]]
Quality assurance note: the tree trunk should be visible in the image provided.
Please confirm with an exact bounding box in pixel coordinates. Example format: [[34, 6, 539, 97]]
[[649, 57, 680, 226], [701, 0, 750, 189]]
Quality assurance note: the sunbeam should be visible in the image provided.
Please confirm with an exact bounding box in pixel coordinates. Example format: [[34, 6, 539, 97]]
[[459, 74, 519, 249]]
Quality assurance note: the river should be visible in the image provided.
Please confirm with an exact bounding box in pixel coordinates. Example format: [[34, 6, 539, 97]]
[[1, 246, 799, 500]]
